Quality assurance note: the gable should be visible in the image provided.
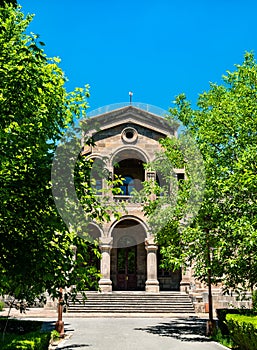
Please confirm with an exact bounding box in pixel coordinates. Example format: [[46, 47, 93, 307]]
[[83, 105, 175, 138], [92, 122, 167, 143]]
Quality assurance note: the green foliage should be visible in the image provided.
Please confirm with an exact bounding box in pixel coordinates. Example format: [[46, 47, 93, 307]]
[[1, 331, 50, 350], [252, 290, 257, 313], [0, 0, 17, 8], [0, 301, 4, 312], [74, 154, 123, 225], [226, 314, 257, 350], [50, 329, 60, 342], [216, 308, 255, 337], [152, 52, 257, 289], [211, 328, 235, 349], [0, 319, 49, 350], [0, 4, 115, 307], [136, 130, 205, 273]]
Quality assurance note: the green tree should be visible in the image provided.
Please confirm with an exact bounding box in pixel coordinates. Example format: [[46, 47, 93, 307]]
[[145, 52, 257, 293], [0, 4, 114, 307], [0, 0, 17, 8]]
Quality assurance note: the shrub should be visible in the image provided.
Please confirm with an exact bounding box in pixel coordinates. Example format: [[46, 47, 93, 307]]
[[226, 314, 257, 350], [50, 329, 61, 342], [0, 319, 50, 350], [0, 300, 4, 312], [252, 290, 257, 313], [211, 328, 235, 349], [216, 308, 255, 336], [1, 331, 50, 350]]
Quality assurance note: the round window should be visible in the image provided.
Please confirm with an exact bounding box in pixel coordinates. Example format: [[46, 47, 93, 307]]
[[121, 127, 138, 143]]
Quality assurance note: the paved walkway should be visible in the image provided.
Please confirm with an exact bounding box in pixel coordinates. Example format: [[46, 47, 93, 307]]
[[2, 308, 228, 350], [53, 317, 227, 350]]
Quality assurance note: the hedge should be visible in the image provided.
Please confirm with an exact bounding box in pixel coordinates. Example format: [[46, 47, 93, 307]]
[[226, 314, 257, 350], [216, 308, 255, 336]]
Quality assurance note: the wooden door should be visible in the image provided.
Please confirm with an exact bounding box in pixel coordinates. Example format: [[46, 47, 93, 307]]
[[117, 246, 137, 290]]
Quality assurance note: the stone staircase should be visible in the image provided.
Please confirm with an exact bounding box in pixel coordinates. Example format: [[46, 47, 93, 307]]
[[67, 291, 195, 315]]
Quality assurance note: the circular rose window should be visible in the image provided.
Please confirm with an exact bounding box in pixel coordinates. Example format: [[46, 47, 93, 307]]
[[121, 127, 138, 143]]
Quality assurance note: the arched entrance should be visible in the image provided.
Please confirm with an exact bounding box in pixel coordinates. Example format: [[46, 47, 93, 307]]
[[116, 236, 137, 290], [111, 219, 147, 291]]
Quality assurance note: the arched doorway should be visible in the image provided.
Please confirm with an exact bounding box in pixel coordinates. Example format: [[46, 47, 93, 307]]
[[111, 219, 147, 291], [116, 236, 137, 290]]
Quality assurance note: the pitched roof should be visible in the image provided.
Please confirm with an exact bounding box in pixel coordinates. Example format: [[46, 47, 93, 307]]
[[84, 105, 176, 137]]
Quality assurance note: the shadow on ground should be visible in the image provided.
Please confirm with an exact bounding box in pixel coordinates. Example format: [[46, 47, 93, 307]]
[[135, 317, 211, 342], [41, 321, 57, 332]]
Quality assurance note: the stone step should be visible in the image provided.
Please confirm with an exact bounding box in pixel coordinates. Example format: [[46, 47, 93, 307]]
[[68, 292, 195, 314], [68, 309, 194, 313], [73, 297, 191, 302], [68, 305, 195, 310]]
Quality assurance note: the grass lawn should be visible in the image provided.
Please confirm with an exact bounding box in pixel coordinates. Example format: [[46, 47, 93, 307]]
[[0, 317, 51, 350]]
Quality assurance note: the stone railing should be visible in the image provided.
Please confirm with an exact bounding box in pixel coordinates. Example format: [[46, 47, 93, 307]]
[[113, 195, 134, 203]]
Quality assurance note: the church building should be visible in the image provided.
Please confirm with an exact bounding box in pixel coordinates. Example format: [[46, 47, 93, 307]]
[[81, 104, 188, 293]]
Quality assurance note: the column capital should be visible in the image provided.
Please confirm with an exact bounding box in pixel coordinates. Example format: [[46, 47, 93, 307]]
[[99, 237, 113, 251], [145, 237, 158, 251]]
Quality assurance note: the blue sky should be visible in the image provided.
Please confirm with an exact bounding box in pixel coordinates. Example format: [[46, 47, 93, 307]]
[[19, 0, 257, 113]]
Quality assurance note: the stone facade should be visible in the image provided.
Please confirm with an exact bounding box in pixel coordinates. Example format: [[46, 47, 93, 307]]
[[82, 105, 183, 293], [1, 104, 250, 313], [79, 104, 253, 314]]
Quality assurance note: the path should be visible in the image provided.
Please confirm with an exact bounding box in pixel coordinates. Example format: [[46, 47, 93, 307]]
[[54, 317, 227, 350]]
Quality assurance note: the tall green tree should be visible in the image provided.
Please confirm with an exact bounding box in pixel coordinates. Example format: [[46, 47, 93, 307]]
[[145, 52, 257, 293], [0, 4, 113, 306]]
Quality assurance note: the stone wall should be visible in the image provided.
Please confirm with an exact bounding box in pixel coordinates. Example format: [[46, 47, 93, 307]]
[[190, 288, 252, 315]]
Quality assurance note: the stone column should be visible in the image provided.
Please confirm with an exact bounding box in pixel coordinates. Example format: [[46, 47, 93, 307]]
[[180, 264, 191, 293], [99, 237, 113, 293], [145, 237, 159, 293]]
